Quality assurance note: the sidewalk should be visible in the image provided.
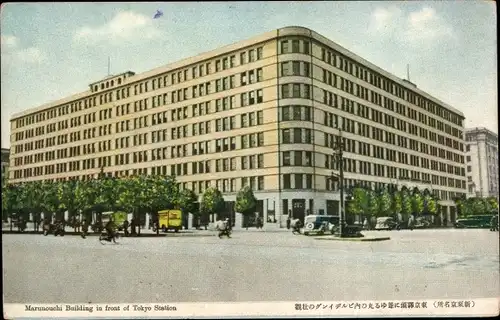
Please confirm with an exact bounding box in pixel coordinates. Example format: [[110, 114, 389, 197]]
[[1, 227, 215, 238]]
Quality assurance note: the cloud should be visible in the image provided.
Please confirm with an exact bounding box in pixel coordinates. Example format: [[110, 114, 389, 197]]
[[370, 6, 403, 32], [1, 35, 45, 64], [1, 35, 19, 49], [404, 7, 454, 43], [73, 11, 162, 44], [369, 6, 454, 46]]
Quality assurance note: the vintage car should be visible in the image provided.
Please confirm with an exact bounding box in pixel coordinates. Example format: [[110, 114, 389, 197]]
[[303, 215, 339, 236], [374, 217, 398, 230], [454, 215, 493, 229]]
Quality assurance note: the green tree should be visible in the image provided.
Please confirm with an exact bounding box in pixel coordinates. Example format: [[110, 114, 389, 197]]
[[201, 187, 225, 221], [378, 188, 392, 217], [427, 196, 438, 215], [487, 197, 498, 212], [454, 196, 468, 217], [392, 190, 402, 217], [366, 189, 379, 218], [235, 186, 257, 230], [411, 188, 424, 216], [42, 180, 61, 220], [2, 183, 19, 230], [348, 187, 369, 223], [470, 197, 486, 216], [401, 187, 412, 219], [57, 180, 77, 224], [178, 188, 197, 214]]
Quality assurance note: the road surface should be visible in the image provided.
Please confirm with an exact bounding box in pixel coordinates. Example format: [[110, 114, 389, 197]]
[[3, 229, 499, 303]]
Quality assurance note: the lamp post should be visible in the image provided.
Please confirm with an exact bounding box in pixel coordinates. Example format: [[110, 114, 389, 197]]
[[332, 129, 345, 237]]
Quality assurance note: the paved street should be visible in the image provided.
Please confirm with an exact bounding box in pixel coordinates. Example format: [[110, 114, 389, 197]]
[[3, 229, 499, 303]]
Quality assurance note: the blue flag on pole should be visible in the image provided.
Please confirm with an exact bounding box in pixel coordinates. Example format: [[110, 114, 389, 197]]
[[153, 10, 163, 19]]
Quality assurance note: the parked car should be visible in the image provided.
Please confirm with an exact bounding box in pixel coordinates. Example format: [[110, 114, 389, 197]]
[[303, 215, 339, 236], [374, 217, 398, 230], [455, 215, 493, 229]]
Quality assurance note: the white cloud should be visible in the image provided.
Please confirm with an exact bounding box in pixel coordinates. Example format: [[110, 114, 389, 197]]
[[404, 7, 454, 43], [1, 35, 19, 49], [1, 35, 45, 65], [370, 6, 403, 32], [369, 6, 454, 46], [73, 11, 162, 44]]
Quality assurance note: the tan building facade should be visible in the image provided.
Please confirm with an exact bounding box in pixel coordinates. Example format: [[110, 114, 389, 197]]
[[9, 26, 467, 226], [465, 127, 498, 199]]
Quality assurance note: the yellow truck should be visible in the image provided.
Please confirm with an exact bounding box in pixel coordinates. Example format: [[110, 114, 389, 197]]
[[158, 209, 182, 233]]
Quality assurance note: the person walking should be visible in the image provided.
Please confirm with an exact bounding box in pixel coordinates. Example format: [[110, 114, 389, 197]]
[[81, 219, 89, 238], [408, 214, 415, 231], [123, 219, 129, 237]]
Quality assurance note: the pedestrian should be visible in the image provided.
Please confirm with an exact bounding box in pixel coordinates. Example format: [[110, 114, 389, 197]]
[[34, 214, 40, 232], [123, 219, 129, 237], [81, 219, 89, 238], [442, 216, 447, 228], [408, 214, 415, 231], [490, 215, 498, 231], [286, 216, 291, 229]]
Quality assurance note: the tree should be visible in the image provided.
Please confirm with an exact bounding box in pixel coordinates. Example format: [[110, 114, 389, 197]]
[[378, 188, 392, 217], [425, 194, 438, 215], [178, 188, 197, 214], [470, 197, 486, 216], [454, 196, 469, 217], [200, 187, 224, 222], [348, 187, 369, 222], [57, 180, 76, 223], [42, 180, 60, 221], [411, 188, 424, 216], [2, 183, 19, 230], [366, 189, 379, 218], [392, 190, 402, 217], [400, 187, 412, 220], [487, 197, 498, 212], [235, 186, 257, 230]]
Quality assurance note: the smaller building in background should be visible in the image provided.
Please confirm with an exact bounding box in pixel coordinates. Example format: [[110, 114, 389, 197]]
[[1, 148, 10, 182], [465, 127, 498, 199]]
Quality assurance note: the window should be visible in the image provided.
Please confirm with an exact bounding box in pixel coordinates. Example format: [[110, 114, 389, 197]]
[[281, 40, 289, 54], [283, 174, 291, 189], [281, 62, 290, 76], [294, 174, 303, 189], [282, 129, 291, 143], [240, 52, 246, 65], [303, 41, 310, 54], [257, 47, 263, 60], [282, 85, 290, 98], [283, 152, 291, 166]]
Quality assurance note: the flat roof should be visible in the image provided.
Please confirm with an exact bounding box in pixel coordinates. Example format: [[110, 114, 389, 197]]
[[465, 127, 498, 138], [11, 26, 464, 120]]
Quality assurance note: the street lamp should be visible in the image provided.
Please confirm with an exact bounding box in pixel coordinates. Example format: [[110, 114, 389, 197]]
[[331, 129, 346, 237]]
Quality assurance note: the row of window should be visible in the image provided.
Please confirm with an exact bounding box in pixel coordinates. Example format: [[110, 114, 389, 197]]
[[15, 45, 265, 129], [317, 68, 464, 141], [309, 38, 464, 126]]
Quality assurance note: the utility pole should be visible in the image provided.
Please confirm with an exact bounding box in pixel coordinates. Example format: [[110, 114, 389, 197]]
[[332, 129, 345, 237]]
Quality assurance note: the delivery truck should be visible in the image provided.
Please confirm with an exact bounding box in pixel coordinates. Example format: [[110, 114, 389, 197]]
[[158, 209, 182, 232]]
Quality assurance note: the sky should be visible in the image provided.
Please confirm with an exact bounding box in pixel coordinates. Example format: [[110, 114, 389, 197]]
[[0, 2, 497, 149]]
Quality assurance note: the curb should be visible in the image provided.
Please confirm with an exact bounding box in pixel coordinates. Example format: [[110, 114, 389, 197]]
[[314, 236, 391, 242]]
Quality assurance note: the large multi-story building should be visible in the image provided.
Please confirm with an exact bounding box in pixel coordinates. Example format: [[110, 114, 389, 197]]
[[465, 127, 498, 199], [9, 26, 466, 226], [1, 148, 10, 182]]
